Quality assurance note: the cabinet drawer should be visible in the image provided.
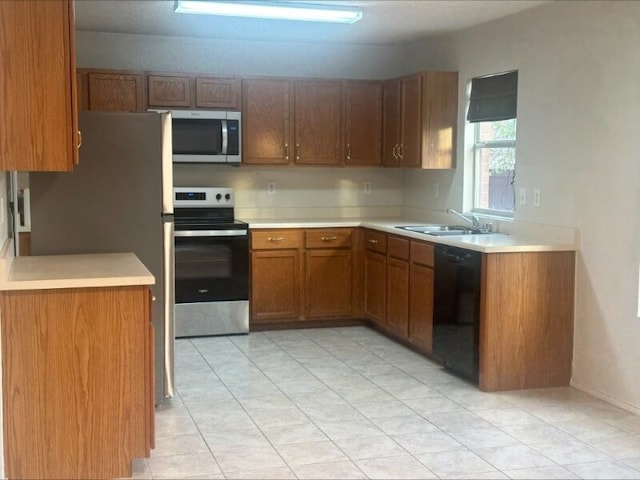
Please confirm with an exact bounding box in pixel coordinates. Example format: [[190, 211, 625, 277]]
[[364, 230, 387, 254], [305, 229, 352, 249], [387, 236, 409, 261], [411, 241, 434, 267], [252, 230, 301, 250]]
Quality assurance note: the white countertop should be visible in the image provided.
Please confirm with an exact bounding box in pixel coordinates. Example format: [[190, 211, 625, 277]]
[[0, 252, 155, 291], [241, 217, 577, 253]]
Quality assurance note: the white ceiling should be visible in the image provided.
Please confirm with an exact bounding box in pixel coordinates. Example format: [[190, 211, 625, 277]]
[[74, 0, 549, 46]]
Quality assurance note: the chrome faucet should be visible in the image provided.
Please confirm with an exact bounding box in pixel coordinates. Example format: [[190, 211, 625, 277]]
[[447, 208, 480, 229]]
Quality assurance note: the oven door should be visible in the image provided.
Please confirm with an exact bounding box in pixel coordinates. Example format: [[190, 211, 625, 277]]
[[174, 229, 249, 303]]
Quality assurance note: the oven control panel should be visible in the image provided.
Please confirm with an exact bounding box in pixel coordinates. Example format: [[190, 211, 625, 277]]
[[173, 187, 234, 208]]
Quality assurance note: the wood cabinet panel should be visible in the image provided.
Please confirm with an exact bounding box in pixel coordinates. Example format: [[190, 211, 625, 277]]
[[0, 286, 151, 479], [344, 81, 382, 166], [252, 229, 301, 250], [364, 250, 386, 326], [148, 75, 191, 107], [87, 72, 145, 111], [242, 78, 293, 165], [409, 262, 434, 351], [0, 0, 78, 171], [196, 77, 240, 109], [382, 79, 402, 167], [251, 250, 301, 323], [18, 232, 31, 256], [479, 251, 575, 391], [305, 228, 352, 249], [387, 235, 409, 261], [386, 256, 409, 337], [305, 250, 353, 319], [400, 73, 422, 167], [364, 230, 387, 254], [410, 241, 434, 267], [422, 72, 458, 169], [294, 80, 343, 165]]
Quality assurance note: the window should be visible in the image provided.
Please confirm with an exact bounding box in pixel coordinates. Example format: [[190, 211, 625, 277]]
[[473, 119, 516, 215], [467, 70, 518, 216]]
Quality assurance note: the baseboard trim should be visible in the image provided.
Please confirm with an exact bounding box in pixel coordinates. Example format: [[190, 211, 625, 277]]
[[570, 379, 640, 416]]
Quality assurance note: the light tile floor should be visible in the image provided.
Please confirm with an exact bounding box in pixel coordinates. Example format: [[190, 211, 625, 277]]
[[132, 327, 640, 479]]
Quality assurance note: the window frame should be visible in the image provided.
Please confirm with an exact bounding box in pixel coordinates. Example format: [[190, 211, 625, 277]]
[[472, 119, 517, 218]]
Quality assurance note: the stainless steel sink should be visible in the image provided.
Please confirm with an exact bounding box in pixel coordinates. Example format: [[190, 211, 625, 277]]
[[395, 224, 491, 236]]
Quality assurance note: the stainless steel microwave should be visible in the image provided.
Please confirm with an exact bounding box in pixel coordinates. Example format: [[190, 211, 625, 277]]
[[154, 110, 241, 164]]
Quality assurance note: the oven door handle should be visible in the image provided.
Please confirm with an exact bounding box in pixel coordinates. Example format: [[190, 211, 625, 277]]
[[174, 229, 248, 237]]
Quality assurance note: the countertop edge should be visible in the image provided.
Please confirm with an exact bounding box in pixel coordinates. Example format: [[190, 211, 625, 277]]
[[0, 252, 155, 292], [243, 218, 578, 253]]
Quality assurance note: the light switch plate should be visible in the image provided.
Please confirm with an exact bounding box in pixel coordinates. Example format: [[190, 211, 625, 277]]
[[364, 181, 372, 194], [533, 189, 541, 207], [519, 188, 527, 206], [267, 181, 276, 195]]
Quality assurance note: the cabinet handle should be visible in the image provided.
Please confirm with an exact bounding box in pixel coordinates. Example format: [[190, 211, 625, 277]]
[[77, 131, 82, 149], [392, 144, 398, 160], [267, 237, 284, 242], [346, 144, 351, 162], [321, 236, 337, 241], [368, 239, 378, 244], [152, 296, 157, 302], [284, 143, 289, 161], [296, 144, 301, 161], [398, 144, 404, 160]]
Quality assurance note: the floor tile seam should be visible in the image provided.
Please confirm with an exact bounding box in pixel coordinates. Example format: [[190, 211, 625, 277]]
[[525, 433, 622, 463], [465, 444, 563, 477], [410, 447, 501, 478], [352, 452, 439, 479], [561, 458, 640, 472]]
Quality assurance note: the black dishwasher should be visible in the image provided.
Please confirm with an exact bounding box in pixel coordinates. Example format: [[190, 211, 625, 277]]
[[433, 245, 482, 383]]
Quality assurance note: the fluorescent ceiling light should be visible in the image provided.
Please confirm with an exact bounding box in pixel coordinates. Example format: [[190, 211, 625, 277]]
[[174, 0, 363, 24]]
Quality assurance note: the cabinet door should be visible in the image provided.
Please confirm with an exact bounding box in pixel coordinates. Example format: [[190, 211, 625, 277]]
[[364, 250, 386, 326], [196, 77, 240, 109], [305, 250, 352, 319], [0, 287, 149, 479], [382, 79, 401, 167], [409, 263, 434, 351], [400, 73, 422, 167], [294, 80, 343, 165], [148, 75, 191, 107], [0, 0, 78, 171], [387, 257, 409, 337], [242, 78, 293, 165], [88, 72, 145, 111], [344, 81, 382, 166], [421, 72, 458, 169], [251, 250, 301, 323]]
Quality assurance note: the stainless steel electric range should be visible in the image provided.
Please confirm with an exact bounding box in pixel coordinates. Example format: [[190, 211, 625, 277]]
[[173, 187, 249, 337]]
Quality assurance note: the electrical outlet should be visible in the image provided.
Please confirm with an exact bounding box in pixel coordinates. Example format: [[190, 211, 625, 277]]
[[533, 188, 541, 207], [364, 181, 372, 194], [519, 187, 527, 206], [266, 181, 276, 195], [433, 182, 439, 198]]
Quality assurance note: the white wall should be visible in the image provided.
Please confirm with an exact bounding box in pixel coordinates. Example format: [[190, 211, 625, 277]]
[[174, 165, 403, 219], [406, 1, 640, 412], [76, 31, 405, 79]]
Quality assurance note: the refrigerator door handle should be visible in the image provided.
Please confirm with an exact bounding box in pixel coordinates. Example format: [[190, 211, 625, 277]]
[[221, 119, 228, 156], [163, 220, 175, 398], [160, 112, 174, 215]]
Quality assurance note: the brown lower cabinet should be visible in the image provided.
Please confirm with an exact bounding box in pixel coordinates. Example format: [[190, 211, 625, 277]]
[[0, 286, 154, 479], [250, 228, 358, 325], [251, 226, 575, 392]]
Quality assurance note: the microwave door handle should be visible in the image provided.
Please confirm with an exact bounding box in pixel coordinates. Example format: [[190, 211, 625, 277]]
[[221, 119, 228, 155]]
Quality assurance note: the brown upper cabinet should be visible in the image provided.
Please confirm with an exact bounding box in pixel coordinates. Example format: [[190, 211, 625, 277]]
[[383, 71, 458, 169], [81, 71, 145, 112], [344, 81, 383, 166], [293, 80, 343, 165], [0, 0, 79, 171], [242, 78, 293, 165], [148, 75, 191, 108], [148, 74, 240, 109]]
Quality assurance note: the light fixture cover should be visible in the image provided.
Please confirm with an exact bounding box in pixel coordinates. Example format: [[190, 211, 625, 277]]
[[174, 0, 363, 24]]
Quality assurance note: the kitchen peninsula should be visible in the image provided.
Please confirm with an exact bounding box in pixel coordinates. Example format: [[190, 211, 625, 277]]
[[246, 216, 577, 393], [0, 247, 155, 479]]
